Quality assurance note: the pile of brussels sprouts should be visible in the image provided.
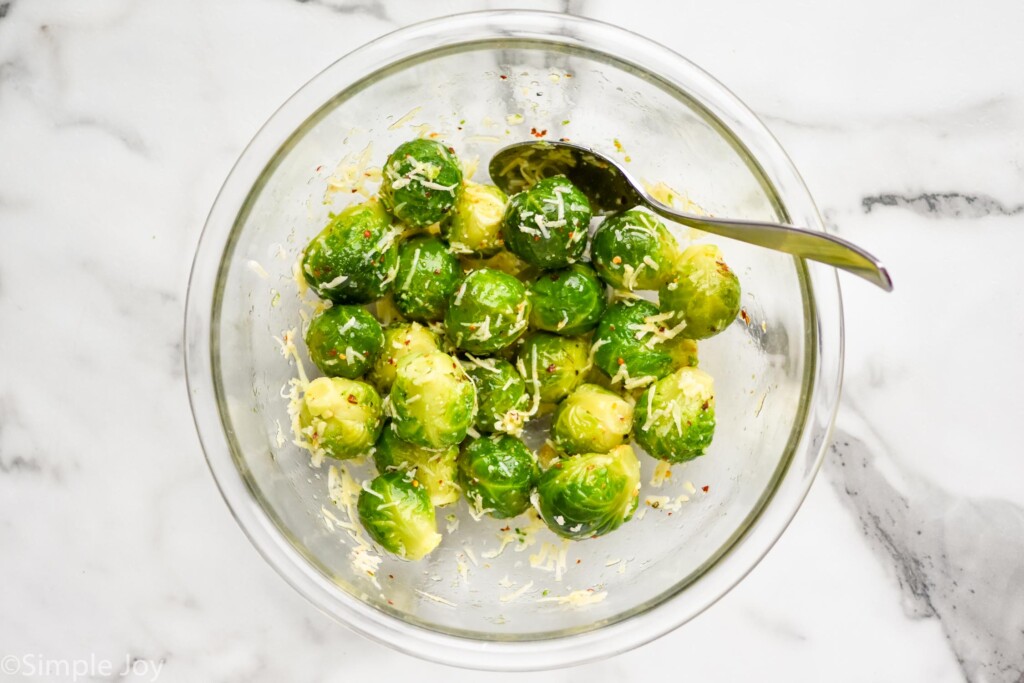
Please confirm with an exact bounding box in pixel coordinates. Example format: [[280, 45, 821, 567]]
[[295, 138, 741, 561]]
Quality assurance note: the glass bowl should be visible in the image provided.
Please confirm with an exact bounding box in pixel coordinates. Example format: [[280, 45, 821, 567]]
[[184, 10, 843, 671]]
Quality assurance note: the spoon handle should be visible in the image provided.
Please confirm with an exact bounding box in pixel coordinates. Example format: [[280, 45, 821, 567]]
[[644, 201, 893, 291]]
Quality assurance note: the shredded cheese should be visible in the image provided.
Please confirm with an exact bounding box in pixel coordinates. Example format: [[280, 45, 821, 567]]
[[500, 580, 534, 603], [537, 589, 607, 606]]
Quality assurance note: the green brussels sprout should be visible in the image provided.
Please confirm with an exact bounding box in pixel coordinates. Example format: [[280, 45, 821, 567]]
[[463, 357, 529, 435], [444, 268, 531, 354], [304, 305, 384, 379], [357, 471, 442, 560], [591, 208, 679, 290], [368, 322, 441, 392], [299, 377, 383, 460], [380, 139, 462, 228], [301, 201, 398, 303], [551, 384, 634, 455], [528, 264, 607, 336], [392, 236, 461, 322], [457, 434, 539, 518], [516, 332, 589, 404], [374, 427, 459, 507], [390, 350, 476, 449], [502, 176, 592, 269], [659, 244, 742, 340], [633, 366, 716, 463], [536, 444, 641, 540], [441, 181, 507, 256], [592, 299, 675, 388]]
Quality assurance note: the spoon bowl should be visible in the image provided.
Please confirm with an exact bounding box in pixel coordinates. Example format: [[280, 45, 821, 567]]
[[490, 140, 893, 291]]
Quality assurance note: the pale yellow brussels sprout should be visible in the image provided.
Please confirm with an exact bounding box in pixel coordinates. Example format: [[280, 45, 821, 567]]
[[299, 377, 383, 460], [551, 384, 634, 455], [665, 336, 699, 370], [368, 322, 442, 392], [441, 181, 508, 256]]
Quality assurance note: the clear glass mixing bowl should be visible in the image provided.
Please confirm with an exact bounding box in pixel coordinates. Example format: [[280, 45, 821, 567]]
[[184, 10, 843, 671]]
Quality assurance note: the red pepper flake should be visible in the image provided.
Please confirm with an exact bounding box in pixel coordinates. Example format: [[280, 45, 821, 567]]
[[404, 339, 411, 345], [388, 574, 394, 579], [500, 526, 510, 532], [565, 73, 573, 78], [575, 559, 581, 564], [739, 308, 751, 326], [702, 485, 710, 493], [530, 127, 548, 138], [469, 324, 478, 331], [533, 235, 541, 242], [387, 358, 396, 365], [315, 165, 323, 172], [350, 189, 358, 193], [387, 599, 394, 605], [328, 348, 338, 357], [447, 146, 455, 154], [499, 74, 508, 80], [363, 230, 371, 238], [554, 462, 563, 469], [617, 357, 625, 365], [546, 363, 557, 373], [612, 255, 622, 265], [347, 394, 357, 404]]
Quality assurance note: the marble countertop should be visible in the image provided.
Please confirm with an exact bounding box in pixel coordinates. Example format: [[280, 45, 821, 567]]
[[1, 1, 1022, 681]]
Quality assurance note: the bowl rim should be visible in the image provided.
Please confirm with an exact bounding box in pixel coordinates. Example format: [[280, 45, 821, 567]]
[[184, 9, 844, 671]]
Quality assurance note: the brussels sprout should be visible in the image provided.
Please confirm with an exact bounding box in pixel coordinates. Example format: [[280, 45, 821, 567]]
[[551, 384, 634, 455], [666, 337, 699, 370], [299, 377, 383, 460], [357, 471, 442, 560], [459, 249, 541, 284], [502, 176, 592, 269], [463, 357, 529, 435], [592, 299, 675, 387], [374, 427, 459, 507], [458, 434, 539, 518], [304, 305, 384, 379], [444, 268, 531, 355], [368, 322, 441, 392], [390, 350, 476, 449], [536, 444, 641, 540], [380, 139, 462, 228], [301, 201, 398, 303], [441, 181, 507, 256], [591, 208, 679, 291], [392, 236, 461, 322], [633, 366, 716, 463], [659, 244, 741, 340], [517, 332, 589, 404], [528, 264, 607, 336]]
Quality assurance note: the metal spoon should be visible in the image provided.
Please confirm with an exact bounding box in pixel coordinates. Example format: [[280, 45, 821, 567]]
[[489, 140, 893, 291]]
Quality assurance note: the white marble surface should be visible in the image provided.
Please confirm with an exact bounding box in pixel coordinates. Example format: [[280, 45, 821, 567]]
[[1, 0, 1022, 681]]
